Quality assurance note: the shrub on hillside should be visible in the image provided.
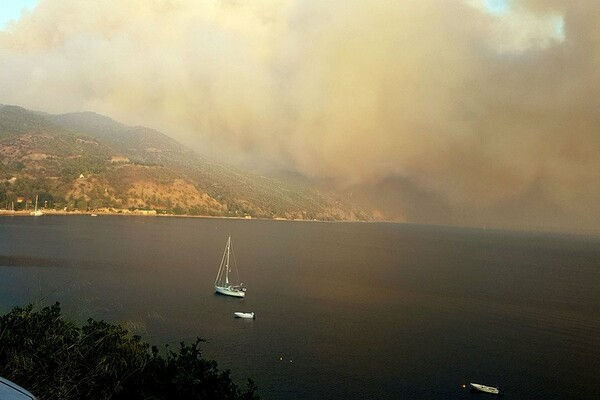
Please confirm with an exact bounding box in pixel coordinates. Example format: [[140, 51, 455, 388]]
[[0, 303, 259, 400]]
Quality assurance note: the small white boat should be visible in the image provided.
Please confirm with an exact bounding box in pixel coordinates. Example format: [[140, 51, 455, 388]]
[[470, 383, 501, 394], [214, 236, 246, 298], [30, 195, 43, 217], [234, 312, 255, 319]]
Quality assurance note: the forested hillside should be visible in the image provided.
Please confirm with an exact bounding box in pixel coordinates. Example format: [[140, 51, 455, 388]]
[[0, 105, 371, 220]]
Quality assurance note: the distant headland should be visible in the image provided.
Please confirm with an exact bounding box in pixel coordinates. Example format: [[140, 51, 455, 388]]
[[1, 105, 374, 222]]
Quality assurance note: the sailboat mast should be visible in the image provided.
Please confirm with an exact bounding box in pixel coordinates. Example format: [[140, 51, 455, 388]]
[[225, 236, 231, 285]]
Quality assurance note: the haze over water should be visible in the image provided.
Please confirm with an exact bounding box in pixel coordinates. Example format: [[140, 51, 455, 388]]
[[0, 216, 598, 399]]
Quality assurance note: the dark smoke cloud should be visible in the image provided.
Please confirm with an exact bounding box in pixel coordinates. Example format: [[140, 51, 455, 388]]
[[1, 0, 598, 232]]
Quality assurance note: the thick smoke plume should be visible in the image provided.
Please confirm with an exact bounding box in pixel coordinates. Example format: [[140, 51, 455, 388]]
[[1, 0, 599, 232]]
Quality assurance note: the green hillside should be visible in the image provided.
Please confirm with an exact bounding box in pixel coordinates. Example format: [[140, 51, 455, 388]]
[[0, 105, 371, 220]]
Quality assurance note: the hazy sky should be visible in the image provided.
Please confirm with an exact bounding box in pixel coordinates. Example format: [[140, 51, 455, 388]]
[[1, 0, 598, 232]]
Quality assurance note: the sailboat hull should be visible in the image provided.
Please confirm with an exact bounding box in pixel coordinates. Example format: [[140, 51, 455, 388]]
[[215, 285, 246, 298]]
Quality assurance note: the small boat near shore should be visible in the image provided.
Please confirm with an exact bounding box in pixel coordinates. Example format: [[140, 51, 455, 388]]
[[470, 383, 501, 394], [30, 195, 43, 217], [234, 312, 255, 319]]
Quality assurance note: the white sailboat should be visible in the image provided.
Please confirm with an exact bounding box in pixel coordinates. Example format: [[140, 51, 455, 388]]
[[30, 195, 43, 217], [214, 236, 246, 298]]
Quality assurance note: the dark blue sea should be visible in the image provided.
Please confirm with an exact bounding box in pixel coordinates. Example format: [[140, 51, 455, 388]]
[[0, 216, 598, 399]]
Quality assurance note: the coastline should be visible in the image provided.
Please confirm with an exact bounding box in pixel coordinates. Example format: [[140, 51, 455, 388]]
[[0, 209, 257, 220], [0, 209, 373, 223]]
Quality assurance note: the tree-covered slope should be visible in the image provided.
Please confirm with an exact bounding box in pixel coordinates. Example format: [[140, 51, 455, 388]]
[[0, 105, 371, 220]]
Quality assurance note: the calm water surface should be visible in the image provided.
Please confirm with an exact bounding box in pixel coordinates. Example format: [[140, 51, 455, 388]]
[[0, 216, 599, 399]]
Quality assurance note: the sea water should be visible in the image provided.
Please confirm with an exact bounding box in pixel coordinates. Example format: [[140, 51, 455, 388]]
[[0, 216, 598, 399]]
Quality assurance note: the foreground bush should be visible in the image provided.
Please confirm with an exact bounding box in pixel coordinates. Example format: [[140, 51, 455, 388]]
[[0, 303, 259, 400]]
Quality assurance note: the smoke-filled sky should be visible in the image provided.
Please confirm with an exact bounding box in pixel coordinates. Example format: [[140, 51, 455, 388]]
[[1, 0, 599, 232]]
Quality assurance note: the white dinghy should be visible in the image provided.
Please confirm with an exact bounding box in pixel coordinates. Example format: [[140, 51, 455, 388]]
[[470, 383, 501, 394], [234, 312, 255, 319]]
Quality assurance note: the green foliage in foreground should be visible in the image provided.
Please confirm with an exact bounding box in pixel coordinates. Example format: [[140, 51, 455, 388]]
[[0, 303, 259, 400]]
